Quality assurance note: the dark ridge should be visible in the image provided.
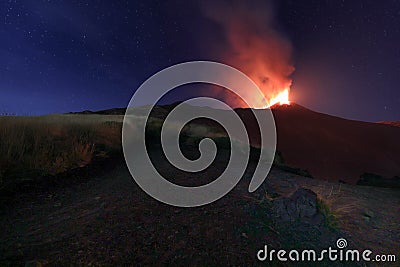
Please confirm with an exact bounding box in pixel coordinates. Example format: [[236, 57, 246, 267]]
[[379, 121, 400, 127], [66, 102, 400, 186]]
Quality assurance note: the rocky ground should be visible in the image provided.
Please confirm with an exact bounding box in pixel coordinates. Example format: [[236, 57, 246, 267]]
[[1, 154, 399, 266]]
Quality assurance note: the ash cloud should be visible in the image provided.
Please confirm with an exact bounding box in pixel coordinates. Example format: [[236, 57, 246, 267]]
[[201, 0, 295, 106]]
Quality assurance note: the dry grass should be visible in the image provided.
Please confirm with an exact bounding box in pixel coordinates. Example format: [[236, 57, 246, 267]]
[[312, 184, 361, 219], [0, 114, 123, 188]]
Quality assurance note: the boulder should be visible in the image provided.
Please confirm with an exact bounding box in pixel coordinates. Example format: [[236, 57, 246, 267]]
[[272, 188, 321, 223]]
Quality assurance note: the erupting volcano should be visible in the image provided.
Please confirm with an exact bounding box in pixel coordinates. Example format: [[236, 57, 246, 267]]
[[202, 0, 295, 109]]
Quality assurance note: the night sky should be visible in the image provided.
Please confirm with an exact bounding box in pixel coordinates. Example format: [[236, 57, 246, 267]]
[[1, 0, 399, 122]]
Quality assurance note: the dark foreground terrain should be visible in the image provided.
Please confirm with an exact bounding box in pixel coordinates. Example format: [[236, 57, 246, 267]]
[[1, 156, 399, 266], [0, 105, 399, 265]]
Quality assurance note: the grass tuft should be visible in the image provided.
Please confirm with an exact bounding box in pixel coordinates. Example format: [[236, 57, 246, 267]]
[[316, 198, 339, 230], [0, 115, 123, 189]]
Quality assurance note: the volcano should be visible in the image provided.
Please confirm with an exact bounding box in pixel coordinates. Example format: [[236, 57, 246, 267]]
[[250, 103, 400, 185], [75, 102, 400, 186], [158, 102, 400, 186]]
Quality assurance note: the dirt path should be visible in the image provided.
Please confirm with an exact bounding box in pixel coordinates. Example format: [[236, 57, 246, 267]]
[[0, 162, 398, 266], [0, 163, 271, 265]]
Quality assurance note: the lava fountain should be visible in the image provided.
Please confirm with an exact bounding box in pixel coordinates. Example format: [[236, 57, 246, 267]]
[[267, 88, 290, 107]]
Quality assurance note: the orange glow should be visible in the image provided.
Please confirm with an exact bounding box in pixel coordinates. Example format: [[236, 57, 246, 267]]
[[267, 89, 290, 107], [202, 1, 295, 110]]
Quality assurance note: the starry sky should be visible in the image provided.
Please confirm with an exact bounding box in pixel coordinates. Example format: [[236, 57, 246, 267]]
[[1, 0, 399, 122]]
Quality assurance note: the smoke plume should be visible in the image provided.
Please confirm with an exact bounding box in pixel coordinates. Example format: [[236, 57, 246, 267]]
[[201, 0, 294, 107]]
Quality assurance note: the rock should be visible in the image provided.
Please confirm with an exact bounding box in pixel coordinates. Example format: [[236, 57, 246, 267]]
[[25, 259, 48, 267], [362, 209, 375, 221], [363, 209, 374, 218], [272, 188, 320, 223]]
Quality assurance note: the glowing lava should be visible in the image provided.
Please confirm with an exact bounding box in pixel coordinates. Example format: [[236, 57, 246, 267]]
[[267, 89, 290, 107]]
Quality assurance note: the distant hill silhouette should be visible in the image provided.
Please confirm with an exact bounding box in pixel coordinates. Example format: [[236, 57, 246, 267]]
[[69, 102, 400, 186], [68, 108, 126, 115]]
